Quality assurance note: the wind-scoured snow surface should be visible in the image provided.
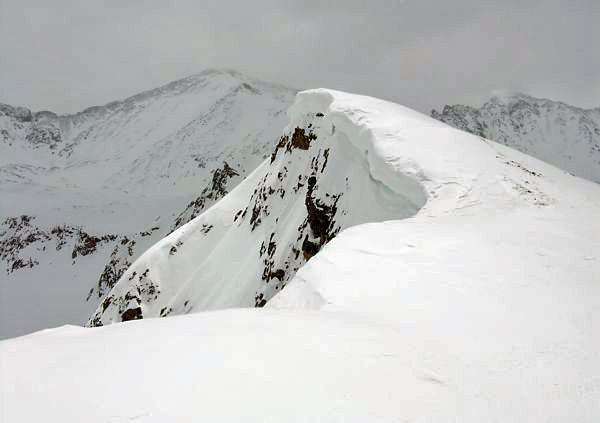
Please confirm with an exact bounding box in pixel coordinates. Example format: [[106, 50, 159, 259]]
[[2, 89, 599, 421], [431, 92, 600, 183], [0, 69, 295, 338]]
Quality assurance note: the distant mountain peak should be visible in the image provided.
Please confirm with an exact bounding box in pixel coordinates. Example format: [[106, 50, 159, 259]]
[[0, 68, 295, 121], [432, 93, 600, 183], [488, 89, 532, 104], [188, 67, 249, 79]]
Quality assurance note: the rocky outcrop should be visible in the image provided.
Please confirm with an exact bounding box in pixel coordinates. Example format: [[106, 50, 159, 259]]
[[87, 94, 424, 326], [89, 266, 160, 326], [0, 216, 119, 275], [249, 127, 341, 303], [0, 104, 64, 150], [0, 104, 33, 122], [170, 162, 241, 232], [86, 226, 162, 302]]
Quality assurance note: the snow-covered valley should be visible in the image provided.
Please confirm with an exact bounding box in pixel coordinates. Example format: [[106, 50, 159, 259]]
[[1, 88, 598, 421]]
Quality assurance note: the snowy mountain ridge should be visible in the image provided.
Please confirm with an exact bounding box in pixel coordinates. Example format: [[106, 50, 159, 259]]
[[431, 92, 600, 182], [91, 89, 599, 331], [0, 68, 294, 195], [89, 90, 429, 324], [2, 88, 598, 421], [3, 72, 598, 339]]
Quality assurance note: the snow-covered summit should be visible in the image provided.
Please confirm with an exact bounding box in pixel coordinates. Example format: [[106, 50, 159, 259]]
[[3, 88, 598, 421], [0, 68, 295, 198], [431, 93, 600, 182]]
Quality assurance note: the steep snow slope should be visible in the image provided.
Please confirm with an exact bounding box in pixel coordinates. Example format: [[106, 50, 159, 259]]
[[431, 92, 600, 182], [92, 90, 600, 328], [90, 91, 427, 325], [0, 70, 295, 338], [2, 89, 598, 421]]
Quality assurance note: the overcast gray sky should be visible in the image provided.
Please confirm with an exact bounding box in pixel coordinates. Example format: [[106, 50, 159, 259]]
[[1, 0, 598, 114]]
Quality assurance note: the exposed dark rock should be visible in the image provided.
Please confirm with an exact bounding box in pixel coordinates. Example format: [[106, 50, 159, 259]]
[[431, 105, 487, 138], [321, 148, 330, 173], [254, 293, 267, 307], [169, 239, 184, 256], [89, 316, 103, 327], [25, 124, 62, 149], [502, 158, 542, 177], [288, 127, 316, 151], [234, 209, 243, 222], [89, 236, 137, 301], [71, 231, 117, 259], [270, 127, 317, 163], [90, 121, 339, 320], [301, 235, 321, 261], [101, 296, 112, 312], [121, 307, 143, 321], [123, 290, 141, 305], [0, 104, 33, 122], [127, 241, 136, 256], [11, 258, 36, 271], [270, 135, 288, 163], [170, 162, 240, 233], [1, 216, 117, 275], [89, 265, 161, 324], [269, 269, 285, 281], [250, 205, 262, 230], [304, 175, 340, 247], [245, 124, 342, 308], [51, 225, 75, 250]]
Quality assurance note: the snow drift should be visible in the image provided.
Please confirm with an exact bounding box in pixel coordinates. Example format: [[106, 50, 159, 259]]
[[2, 89, 599, 421]]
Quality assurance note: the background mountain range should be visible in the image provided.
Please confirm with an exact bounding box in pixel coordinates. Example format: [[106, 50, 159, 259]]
[[1, 70, 598, 339], [432, 93, 600, 182]]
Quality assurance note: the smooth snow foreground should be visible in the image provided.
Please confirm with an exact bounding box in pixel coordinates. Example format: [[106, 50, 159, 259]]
[[1, 89, 599, 421]]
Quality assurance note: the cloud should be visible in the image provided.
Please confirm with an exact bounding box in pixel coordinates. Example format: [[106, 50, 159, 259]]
[[0, 0, 598, 113]]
